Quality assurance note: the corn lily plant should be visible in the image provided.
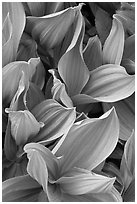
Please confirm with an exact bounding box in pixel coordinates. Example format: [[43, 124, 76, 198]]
[[3, 108, 123, 202], [2, 2, 135, 202]]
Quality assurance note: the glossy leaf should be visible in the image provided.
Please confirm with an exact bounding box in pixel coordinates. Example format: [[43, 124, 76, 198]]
[[83, 36, 102, 71], [82, 64, 135, 103], [56, 107, 119, 174], [103, 16, 124, 65], [31, 99, 76, 143], [26, 5, 80, 49], [58, 11, 89, 96], [2, 174, 41, 202]]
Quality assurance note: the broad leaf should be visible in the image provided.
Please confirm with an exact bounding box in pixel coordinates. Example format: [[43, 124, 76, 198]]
[[3, 174, 41, 202], [120, 131, 135, 190], [81, 64, 135, 103], [2, 2, 26, 66], [31, 99, 76, 143], [56, 170, 115, 195], [55, 107, 119, 174], [2, 58, 39, 106], [103, 93, 135, 140], [58, 11, 89, 96], [24, 142, 59, 181], [103, 16, 124, 65], [25, 5, 81, 49]]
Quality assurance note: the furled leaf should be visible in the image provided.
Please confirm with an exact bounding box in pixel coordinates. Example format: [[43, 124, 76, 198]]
[[2, 2, 26, 66], [58, 11, 89, 96], [83, 35, 102, 71], [55, 107, 119, 174], [103, 16, 124, 65], [31, 99, 76, 143], [25, 5, 81, 49], [2, 58, 39, 106], [8, 110, 44, 146], [103, 93, 135, 140], [49, 69, 73, 108], [2, 174, 41, 202], [24, 142, 59, 181], [81, 64, 135, 103]]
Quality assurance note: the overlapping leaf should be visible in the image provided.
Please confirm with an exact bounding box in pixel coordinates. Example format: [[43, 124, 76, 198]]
[[31, 99, 76, 143], [26, 5, 81, 49], [55, 107, 119, 174]]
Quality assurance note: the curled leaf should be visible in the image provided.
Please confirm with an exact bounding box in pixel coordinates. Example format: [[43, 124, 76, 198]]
[[103, 16, 124, 65], [31, 99, 76, 143], [83, 35, 102, 71]]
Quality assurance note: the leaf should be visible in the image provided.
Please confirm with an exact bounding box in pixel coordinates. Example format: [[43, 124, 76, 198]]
[[123, 179, 135, 202], [83, 35, 102, 71], [122, 34, 135, 62], [103, 93, 135, 140], [2, 2, 26, 66], [116, 2, 135, 34], [16, 32, 38, 62], [60, 186, 122, 202], [31, 99, 76, 143], [55, 107, 119, 174], [2, 58, 39, 106], [4, 120, 17, 161], [121, 59, 135, 75], [2, 174, 41, 202], [120, 130, 135, 190], [81, 64, 135, 103], [49, 69, 73, 108], [58, 11, 89, 96], [103, 16, 124, 65], [26, 82, 45, 111], [26, 5, 80, 49], [24, 142, 59, 181], [56, 170, 115, 195], [95, 6, 112, 44]]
